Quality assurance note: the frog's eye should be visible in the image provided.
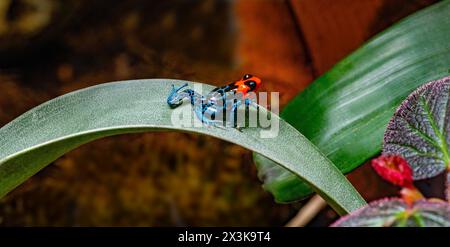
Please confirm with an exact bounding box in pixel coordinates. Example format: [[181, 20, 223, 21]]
[[245, 80, 257, 90], [243, 74, 252, 80]]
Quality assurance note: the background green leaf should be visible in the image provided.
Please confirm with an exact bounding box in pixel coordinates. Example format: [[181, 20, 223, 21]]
[[0, 79, 366, 215], [255, 0, 450, 202]]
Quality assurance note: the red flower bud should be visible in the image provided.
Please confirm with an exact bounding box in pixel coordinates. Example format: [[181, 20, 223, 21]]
[[371, 155, 414, 188]]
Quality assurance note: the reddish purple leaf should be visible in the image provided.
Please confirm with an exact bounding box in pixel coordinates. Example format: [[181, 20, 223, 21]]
[[384, 76, 450, 180], [332, 198, 450, 227]]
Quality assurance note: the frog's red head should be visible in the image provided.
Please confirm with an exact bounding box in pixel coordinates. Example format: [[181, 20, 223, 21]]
[[234, 74, 262, 95]]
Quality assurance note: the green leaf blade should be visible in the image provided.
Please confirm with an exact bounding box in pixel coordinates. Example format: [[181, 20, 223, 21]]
[[256, 0, 450, 202], [0, 79, 366, 215]]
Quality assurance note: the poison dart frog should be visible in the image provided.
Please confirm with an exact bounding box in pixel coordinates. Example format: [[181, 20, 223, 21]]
[[167, 74, 261, 127]]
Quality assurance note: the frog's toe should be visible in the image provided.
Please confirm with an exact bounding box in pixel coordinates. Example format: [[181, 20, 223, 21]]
[[174, 83, 188, 92]]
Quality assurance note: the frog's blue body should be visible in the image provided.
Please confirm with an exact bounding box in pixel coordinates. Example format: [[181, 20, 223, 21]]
[[167, 83, 246, 127], [167, 75, 261, 127]]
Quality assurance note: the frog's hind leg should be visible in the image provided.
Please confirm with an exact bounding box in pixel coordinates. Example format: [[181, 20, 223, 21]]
[[173, 83, 189, 92], [227, 99, 258, 131], [167, 83, 189, 108], [203, 118, 228, 130]]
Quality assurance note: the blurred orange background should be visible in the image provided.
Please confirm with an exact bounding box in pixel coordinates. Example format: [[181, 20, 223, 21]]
[[0, 0, 437, 226]]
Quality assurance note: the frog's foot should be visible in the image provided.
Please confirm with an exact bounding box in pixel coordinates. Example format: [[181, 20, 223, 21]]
[[213, 123, 227, 130], [202, 120, 245, 131], [201, 118, 227, 130]]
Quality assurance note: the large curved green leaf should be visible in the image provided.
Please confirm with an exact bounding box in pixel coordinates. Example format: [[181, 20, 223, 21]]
[[0, 79, 365, 215], [255, 0, 450, 202]]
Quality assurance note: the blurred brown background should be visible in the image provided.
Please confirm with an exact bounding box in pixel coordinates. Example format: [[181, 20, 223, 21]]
[[0, 0, 437, 226]]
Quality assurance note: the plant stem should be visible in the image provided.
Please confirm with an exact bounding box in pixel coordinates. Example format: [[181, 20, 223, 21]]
[[446, 169, 450, 202], [285, 195, 327, 227], [400, 186, 424, 206]]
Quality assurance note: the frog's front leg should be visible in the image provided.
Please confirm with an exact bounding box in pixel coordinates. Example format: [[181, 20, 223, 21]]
[[244, 97, 260, 110], [244, 98, 252, 107], [223, 98, 245, 129], [230, 97, 258, 111], [229, 97, 259, 131]]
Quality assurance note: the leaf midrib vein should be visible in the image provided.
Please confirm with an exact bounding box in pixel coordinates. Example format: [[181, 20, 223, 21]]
[[402, 118, 440, 148], [420, 96, 450, 165]]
